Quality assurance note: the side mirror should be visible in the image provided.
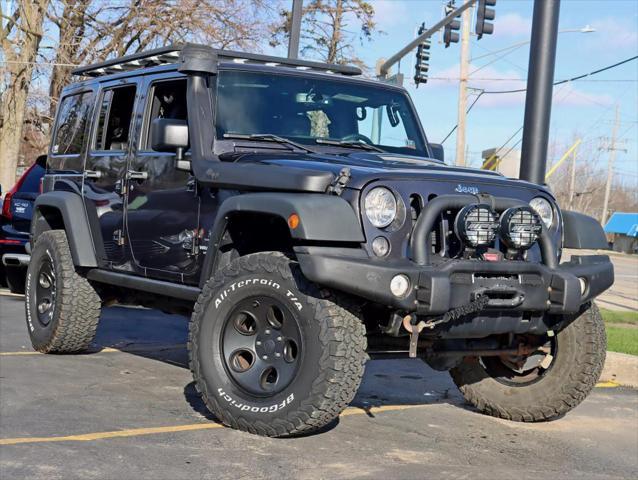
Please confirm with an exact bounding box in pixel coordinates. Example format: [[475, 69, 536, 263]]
[[151, 118, 190, 170], [429, 143, 444, 162]]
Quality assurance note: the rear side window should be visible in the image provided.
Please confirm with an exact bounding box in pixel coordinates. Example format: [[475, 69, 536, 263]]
[[18, 164, 45, 193], [52, 91, 94, 155], [94, 85, 137, 151]]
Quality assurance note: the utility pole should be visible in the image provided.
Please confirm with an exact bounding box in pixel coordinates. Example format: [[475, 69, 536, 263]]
[[288, 0, 303, 59], [601, 105, 622, 226], [455, 4, 472, 166]]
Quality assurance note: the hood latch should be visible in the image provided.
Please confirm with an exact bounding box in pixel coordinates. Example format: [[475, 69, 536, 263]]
[[328, 167, 351, 195]]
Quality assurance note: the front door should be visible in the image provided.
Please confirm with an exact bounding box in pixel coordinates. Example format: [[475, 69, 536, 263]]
[[83, 80, 139, 268], [125, 76, 202, 283]]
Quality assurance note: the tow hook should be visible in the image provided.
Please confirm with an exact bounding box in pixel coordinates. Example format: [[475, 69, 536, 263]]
[[402, 315, 427, 358]]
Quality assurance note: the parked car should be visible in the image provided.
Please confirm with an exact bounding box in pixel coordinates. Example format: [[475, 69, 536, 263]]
[[1, 155, 46, 293], [26, 44, 613, 437]]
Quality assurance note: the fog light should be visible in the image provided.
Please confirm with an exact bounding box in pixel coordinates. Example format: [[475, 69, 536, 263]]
[[390, 274, 410, 298], [454, 204, 499, 247], [500, 206, 543, 249], [579, 277, 587, 296], [372, 236, 390, 257]]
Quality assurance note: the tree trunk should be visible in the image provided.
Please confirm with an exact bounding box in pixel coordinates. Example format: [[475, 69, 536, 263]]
[[0, 0, 49, 191], [327, 0, 343, 64]]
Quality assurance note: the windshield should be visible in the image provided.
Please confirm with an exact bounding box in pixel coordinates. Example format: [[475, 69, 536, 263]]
[[215, 70, 428, 157]]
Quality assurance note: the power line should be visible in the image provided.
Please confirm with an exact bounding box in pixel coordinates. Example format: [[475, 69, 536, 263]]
[[440, 57, 638, 144], [478, 55, 638, 94]]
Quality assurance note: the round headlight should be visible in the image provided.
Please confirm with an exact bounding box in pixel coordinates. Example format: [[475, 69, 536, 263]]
[[454, 204, 500, 247], [500, 206, 543, 250], [529, 197, 553, 228], [364, 187, 397, 228]]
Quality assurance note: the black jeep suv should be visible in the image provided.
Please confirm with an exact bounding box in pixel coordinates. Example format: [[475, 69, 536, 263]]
[[26, 44, 613, 437]]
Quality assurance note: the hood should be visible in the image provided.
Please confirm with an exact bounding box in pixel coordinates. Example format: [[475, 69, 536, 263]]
[[232, 151, 554, 198]]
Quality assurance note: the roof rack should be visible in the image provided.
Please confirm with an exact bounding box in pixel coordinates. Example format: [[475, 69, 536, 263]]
[[71, 44, 362, 78]]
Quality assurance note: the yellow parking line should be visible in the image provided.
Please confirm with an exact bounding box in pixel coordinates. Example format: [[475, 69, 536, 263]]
[[0, 404, 419, 446], [596, 380, 620, 388], [0, 344, 186, 356]]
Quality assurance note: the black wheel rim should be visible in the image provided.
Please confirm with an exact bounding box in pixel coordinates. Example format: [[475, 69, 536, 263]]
[[35, 258, 56, 327], [481, 336, 557, 387], [221, 296, 302, 396]]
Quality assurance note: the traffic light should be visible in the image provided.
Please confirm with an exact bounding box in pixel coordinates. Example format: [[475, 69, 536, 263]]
[[414, 23, 431, 86], [443, 3, 461, 48], [476, 0, 496, 39]]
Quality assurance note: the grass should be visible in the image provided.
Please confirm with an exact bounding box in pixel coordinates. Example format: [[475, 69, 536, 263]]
[[605, 326, 638, 356], [600, 309, 638, 356], [599, 309, 638, 326]]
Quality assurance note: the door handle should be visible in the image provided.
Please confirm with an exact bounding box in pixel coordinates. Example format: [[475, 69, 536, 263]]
[[127, 170, 149, 181], [84, 170, 102, 179]]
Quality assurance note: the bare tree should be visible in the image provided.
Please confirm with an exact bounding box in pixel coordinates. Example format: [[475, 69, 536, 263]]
[[0, 0, 50, 190], [271, 0, 378, 67], [46, 0, 272, 118]]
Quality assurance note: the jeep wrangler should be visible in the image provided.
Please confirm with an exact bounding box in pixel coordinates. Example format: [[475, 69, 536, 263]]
[[26, 44, 614, 437]]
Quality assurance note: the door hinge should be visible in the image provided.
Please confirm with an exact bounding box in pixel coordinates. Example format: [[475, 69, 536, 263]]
[[113, 229, 126, 246]]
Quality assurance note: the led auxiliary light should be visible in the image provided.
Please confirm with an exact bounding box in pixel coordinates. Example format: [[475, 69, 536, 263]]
[[500, 206, 543, 249], [454, 204, 499, 247]]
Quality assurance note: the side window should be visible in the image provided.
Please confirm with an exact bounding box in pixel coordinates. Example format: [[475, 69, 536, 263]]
[[146, 79, 187, 149], [52, 91, 94, 155], [94, 85, 137, 151]]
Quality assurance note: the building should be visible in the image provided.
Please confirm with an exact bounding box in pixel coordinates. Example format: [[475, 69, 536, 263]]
[[481, 148, 521, 178]]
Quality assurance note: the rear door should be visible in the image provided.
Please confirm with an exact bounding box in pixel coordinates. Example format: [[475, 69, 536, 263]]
[[83, 80, 140, 268]]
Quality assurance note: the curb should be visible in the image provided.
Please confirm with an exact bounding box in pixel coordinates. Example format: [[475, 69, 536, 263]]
[[600, 351, 638, 388]]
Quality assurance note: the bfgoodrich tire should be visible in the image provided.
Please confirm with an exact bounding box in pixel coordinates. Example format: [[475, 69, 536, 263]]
[[25, 230, 101, 353], [450, 303, 606, 422], [189, 252, 367, 437]]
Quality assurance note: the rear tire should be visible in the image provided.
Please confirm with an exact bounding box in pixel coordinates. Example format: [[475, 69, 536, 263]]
[[189, 252, 367, 437], [450, 303, 606, 422], [25, 230, 102, 353]]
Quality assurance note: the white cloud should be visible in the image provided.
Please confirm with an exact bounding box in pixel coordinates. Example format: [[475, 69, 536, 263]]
[[369, 0, 411, 29], [426, 63, 614, 108], [589, 17, 638, 48], [495, 13, 532, 38]]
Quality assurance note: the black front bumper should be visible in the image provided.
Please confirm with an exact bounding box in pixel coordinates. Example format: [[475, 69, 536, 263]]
[[295, 246, 614, 316]]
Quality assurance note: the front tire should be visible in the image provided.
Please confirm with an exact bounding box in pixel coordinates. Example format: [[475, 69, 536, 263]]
[[25, 230, 102, 353], [450, 303, 606, 422], [189, 252, 367, 437]]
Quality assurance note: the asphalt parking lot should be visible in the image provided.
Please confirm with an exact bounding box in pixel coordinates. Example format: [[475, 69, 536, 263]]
[[1, 290, 637, 480]]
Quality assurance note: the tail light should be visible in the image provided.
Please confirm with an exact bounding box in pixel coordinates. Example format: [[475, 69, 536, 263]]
[[2, 163, 36, 220]]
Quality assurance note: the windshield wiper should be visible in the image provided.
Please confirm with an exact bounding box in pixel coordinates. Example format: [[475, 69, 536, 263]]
[[223, 133, 317, 154], [314, 138, 384, 153]]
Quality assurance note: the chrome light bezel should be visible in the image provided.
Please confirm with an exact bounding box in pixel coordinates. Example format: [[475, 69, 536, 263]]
[[529, 196, 554, 228], [364, 187, 398, 228]]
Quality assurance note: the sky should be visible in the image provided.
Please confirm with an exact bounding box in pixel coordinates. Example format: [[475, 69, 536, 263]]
[[3, 0, 637, 186], [348, 0, 638, 185]]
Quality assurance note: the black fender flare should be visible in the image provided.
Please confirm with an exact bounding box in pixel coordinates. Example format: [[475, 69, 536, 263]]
[[32, 191, 98, 267], [200, 193, 365, 286], [562, 210, 609, 250]]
